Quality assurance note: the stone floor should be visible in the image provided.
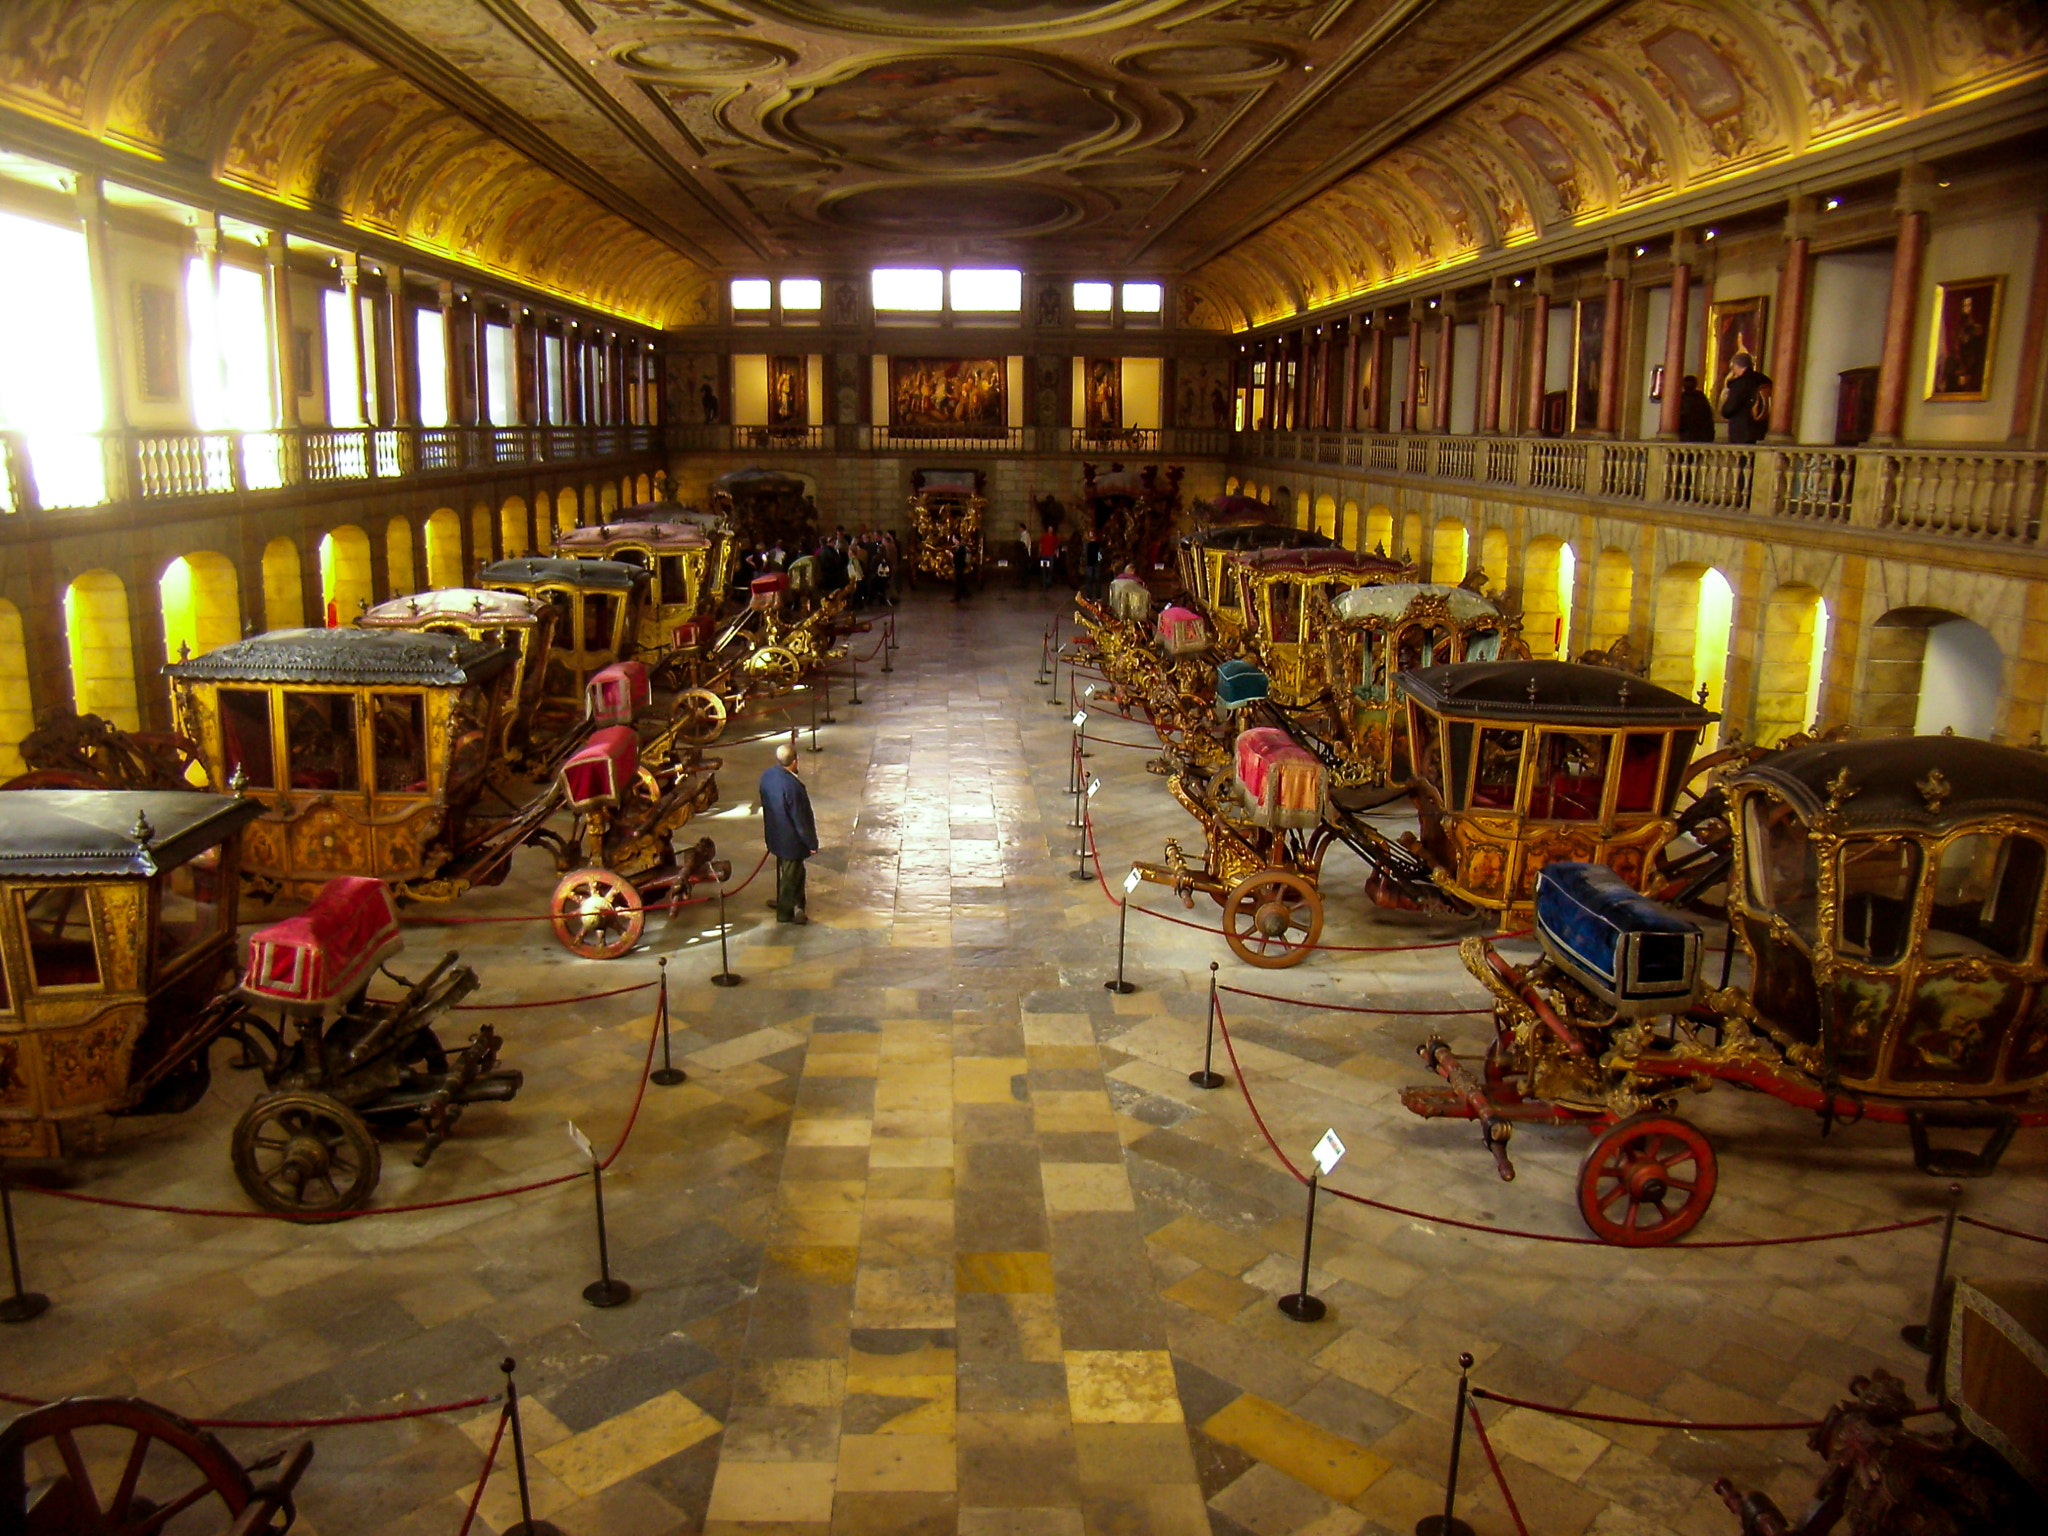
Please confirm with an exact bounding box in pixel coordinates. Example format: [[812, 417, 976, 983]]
[[7, 588, 2044, 1536]]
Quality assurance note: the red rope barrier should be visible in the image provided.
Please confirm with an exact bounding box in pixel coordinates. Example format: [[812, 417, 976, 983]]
[[457, 1403, 511, 1536], [1468, 1386, 1942, 1431], [1466, 1401, 1530, 1536], [1959, 1213, 2048, 1244], [0, 1389, 496, 1429], [446, 981, 656, 1011], [1219, 982, 1492, 1018]]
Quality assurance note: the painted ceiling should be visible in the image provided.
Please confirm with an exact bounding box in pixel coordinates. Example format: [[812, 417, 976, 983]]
[[0, 1, 2040, 331]]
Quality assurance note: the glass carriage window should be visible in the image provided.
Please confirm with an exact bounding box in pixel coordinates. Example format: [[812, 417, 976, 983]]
[[284, 693, 359, 792], [1528, 733, 1609, 820], [1927, 833, 2044, 963], [219, 688, 276, 789], [0, 948, 9, 1011], [371, 693, 427, 794], [1267, 581, 1300, 643], [157, 853, 225, 972], [1613, 734, 1666, 814], [1472, 728, 1524, 810], [1744, 797, 1820, 943], [20, 887, 99, 989], [582, 594, 617, 650], [1410, 709, 1443, 797], [660, 556, 689, 606], [1838, 839, 1921, 966]]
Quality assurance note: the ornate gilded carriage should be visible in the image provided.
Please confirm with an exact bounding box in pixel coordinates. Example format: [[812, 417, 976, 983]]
[[1225, 546, 1414, 707], [1173, 520, 1332, 646], [479, 556, 648, 714], [554, 515, 736, 655], [907, 468, 985, 583], [1397, 660, 1716, 916], [167, 630, 516, 903], [357, 589, 555, 770]]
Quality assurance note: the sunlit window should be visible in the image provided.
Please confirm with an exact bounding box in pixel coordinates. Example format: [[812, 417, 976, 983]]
[[0, 211, 106, 509], [781, 278, 822, 310], [415, 310, 449, 428], [1122, 282, 1163, 314], [483, 324, 514, 426], [950, 269, 1021, 312], [1072, 281, 1113, 312], [544, 334, 565, 423], [730, 278, 771, 311], [187, 259, 281, 487], [322, 289, 360, 427], [873, 268, 943, 311]]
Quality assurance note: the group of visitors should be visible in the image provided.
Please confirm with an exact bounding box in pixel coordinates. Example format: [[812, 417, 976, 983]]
[[1675, 352, 1773, 445], [735, 527, 899, 607]]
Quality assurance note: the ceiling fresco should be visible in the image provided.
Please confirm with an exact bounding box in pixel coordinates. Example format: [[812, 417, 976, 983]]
[[0, 1, 2040, 332]]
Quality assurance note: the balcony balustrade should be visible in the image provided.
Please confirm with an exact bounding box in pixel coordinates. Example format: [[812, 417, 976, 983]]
[[668, 424, 1234, 457]]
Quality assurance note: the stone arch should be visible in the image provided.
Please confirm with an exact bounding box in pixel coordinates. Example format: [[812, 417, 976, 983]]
[[499, 495, 530, 559], [1271, 486, 1292, 521], [1861, 608, 2003, 739], [425, 509, 463, 589], [1341, 499, 1360, 549], [158, 552, 240, 665], [0, 601, 33, 776], [635, 473, 652, 504], [385, 517, 416, 596], [1223, 475, 1240, 496], [1522, 537, 1576, 660], [1364, 504, 1394, 556], [556, 487, 578, 534], [1756, 584, 1829, 744], [1650, 564, 1735, 713], [1430, 518, 1467, 585], [1399, 511, 1423, 567], [64, 571, 140, 730], [1313, 492, 1337, 539], [471, 505, 495, 576], [598, 481, 619, 516], [318, 525, 374, 626], [262, 538, 304, 630], [1480, 527, 1511, 595], [1587, 547, 1633, 654]]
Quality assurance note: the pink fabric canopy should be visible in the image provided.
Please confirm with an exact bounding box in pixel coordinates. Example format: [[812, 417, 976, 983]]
[[587, 660, 652, 726], [561, 725, 640, 811], [1234, 727, 1325, 828], [241, 876, 402, 1008]]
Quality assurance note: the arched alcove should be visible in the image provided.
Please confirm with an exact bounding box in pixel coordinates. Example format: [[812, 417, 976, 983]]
[[1430, 519, 1467, 585], [1341, 499, 1360, 549], [556, 487, 579, 535], [635, 473, 652, 504], [64, 571, 140, 729], [385, 517, 416, 596], [1861, 608, 2003, 738], [1223, 475, 1240, 496], [1522, 537, 1576, 660], [1650, 564, 1735, 712], [1364, 505, 1394, 557], [425, 509, 463, 589], [0, 601, 33, 776], [1400, 511, 1423, 566], [1588, 548, 1634, 654], [598, 481, 619, 516], [499, 495, 529, 559], [159, 552, 241, 664], [1480, 527, 1511, 595], [1756, 585, 1829, 743], [318, 526, 373, 626], [470, 505, 495, 577], [1314, 493, 1337, 539], [262, 538, 304, 630]]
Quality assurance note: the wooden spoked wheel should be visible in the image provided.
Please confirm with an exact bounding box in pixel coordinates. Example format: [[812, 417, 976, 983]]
[[0, 1396, 283, 1534], [744, 644, 800, 692], [1576, 1111, 1718, 1246], [1221, 869, 1324, 969], [672, 687, 728, 745], [231, 1091, 381, 1215], [550, 867, 646, 960]]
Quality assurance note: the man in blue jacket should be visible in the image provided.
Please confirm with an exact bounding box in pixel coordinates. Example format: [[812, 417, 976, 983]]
[[760, 741, 819, 925]]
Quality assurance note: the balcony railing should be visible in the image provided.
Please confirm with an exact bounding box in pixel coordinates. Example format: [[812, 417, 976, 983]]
[[669, 424, 1234, 457], [1231, 430, 2048, 550], [0, 423, 659, 516]]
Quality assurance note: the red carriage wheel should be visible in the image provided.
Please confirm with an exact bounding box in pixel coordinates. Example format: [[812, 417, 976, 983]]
[[1222, 869, 1324, 969], [671, 687, 728, 745], [550, 868, 646, 960], [1576, 1111, 1718, 1246]]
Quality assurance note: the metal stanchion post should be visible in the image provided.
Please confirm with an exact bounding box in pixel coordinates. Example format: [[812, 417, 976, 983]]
[[1276, 1172, 1326, 1322], [881, 616, 894, 673], [1901, 1182, 1964, 1353], [819, 666, 836, 725], [500, 1358, 564, 1536], [808, 682, 821, 753], [583, 1161, 630, 1308], [1078, 685, 1095, 757], [1036, 625, 1050, 685], [849, 653, 862, 705], [1071, 778, 1098, 881], [1, 1174, 51, 1324], [1048, 647, 1064, 706], [649, 957, 686, 1087], [1105, 867, 1138, 994], [1190, 961, 1226, 1089], [1415, 1355, 1477, 1536], [712, 881, 743, 988]]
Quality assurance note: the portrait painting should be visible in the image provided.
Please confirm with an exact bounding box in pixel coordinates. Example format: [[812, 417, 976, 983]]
[[1570, 296, 1606, 431], [133, 283, 179, 402], [1704, 296, 1768, 395], [292, 328, 315, 398], [1084, 357, 1121, 433], [890, 356, 1006, 435], [768, 356, 807, 426], [1925, 276, 2003, 402]]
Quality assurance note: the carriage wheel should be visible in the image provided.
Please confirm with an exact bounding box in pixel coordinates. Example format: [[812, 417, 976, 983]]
[[550, 867, 646, 960], [232, 1091, 381, 1215], [672, 687, 728, 745], [745, 644, 800, 692], [1576, 1112, 1718, 1246], [0, 1396, 274, 1534], [1222, 869, 1324, 969]]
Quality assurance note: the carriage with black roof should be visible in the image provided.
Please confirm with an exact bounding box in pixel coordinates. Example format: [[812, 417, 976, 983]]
[[1403, 734, 2048, 1245]]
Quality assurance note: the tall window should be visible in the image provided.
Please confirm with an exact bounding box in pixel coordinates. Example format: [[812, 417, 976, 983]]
[[949, 269, 1021, 313], [0, 211, 105, 509], [322, 288, 360, 427], [545, 334, 565, 424], [483, 324, 514, 426], [187, 259, 280, 486], [414, 310, 449, 428]]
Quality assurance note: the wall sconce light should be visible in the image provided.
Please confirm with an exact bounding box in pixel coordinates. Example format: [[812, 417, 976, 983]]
[[1634, 245, 1646, 257], [1512, 278, 1522, 287], [1824, 197, 1841, 210]]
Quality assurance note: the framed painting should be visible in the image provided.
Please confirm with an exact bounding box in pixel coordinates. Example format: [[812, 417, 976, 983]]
[[1570, 296, 1606, 431], [889, 356, 1005, 435], [292, 328, 315, 398], [133, 283, 179, 401], [768, 355, 807, 426], [1925, 275, 2003, 401], [1704, 295, 1768, 396], [1084, 357, 1121, 432]]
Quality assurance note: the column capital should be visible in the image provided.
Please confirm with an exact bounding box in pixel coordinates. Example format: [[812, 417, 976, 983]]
[[1603, 245, 1630, 283], [1783, 192, 1819, 243], [338, 255, 363, 285], [1531, 265, 1554, 299], [436, 279, 457, 309], [1669, 230, 1699, 268], [1895, 162, 1939, 216], [1407, 296, 1429, 324], [1488, 277, 1511, 305]]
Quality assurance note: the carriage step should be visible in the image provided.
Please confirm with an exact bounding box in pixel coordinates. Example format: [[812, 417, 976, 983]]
[[1906, 1107, 2019, 1178]]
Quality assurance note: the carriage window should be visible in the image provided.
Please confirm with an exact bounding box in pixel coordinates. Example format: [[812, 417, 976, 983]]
[[1613, 734, 1666, 814], [1472, 728, 1524, 810], [1838, 839, 1921, 966], [660, 556, 689, 606], [1445, 723, 1474, 811], [1927, 834, 2044, 963], [1528, 733, 1609, 820], [284, 693, 359, 792], [371, 693, 428, 794], [1267, 582, 1299, 643], [1411, 709, 1442, 797], [1744, 797, 1820, 944], [582, 594, 618, 650], [157, 853, 226, 973], [19, 887, 100, 989], [219, 689, 276, 789], [1465, 627, 1502, 663]]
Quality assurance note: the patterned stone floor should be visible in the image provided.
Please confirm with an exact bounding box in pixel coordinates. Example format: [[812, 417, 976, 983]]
[[6, 588, 2044, 1535]]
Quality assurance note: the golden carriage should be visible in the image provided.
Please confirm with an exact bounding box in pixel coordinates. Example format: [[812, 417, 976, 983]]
[[554, 513, 736, 657], [479, 556, 648, 717], [1224, 546, 1416, 707], [357, 589, 556, 770], [1405, 734, 2048, 1245], [907, 469, 985, 584], [1174, 519, 1333, 646]]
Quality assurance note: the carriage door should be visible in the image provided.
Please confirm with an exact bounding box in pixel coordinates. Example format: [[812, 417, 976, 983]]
[[282, 689, 368, 880], [368, 690, 433, 876]]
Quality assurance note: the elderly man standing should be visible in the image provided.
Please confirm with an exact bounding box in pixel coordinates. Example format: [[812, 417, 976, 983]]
[[760, 740, 819, 925]]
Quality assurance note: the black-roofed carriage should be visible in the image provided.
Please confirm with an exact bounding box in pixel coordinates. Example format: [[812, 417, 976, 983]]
[[357, 588, 557, 771], [553, 511, 737, 663], [478, 556, 650, 729], [1404, 735, 2048, 1245]]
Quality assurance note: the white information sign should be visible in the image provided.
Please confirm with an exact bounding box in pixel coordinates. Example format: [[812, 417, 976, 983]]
[[1311, 1128, 1347, 1176], [566, 1121, 595, 1162], [1072, 710, 1088, 729], [1086, 777, 1102, 798], [1123, 867, 1142, 895]]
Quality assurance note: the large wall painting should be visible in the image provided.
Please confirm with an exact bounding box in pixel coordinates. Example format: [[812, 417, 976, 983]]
[[890, 357, 1006, 435], [1083, 358, 1122, 433], [769, 356, 808, 426]]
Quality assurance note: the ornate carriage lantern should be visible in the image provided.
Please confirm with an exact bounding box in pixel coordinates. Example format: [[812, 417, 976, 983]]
[[554, 514, 735, 655], [479, 556, 649, 715], [1225, 546, 1413, 707], [357, 588, 556, 770], [0, 789, 262, 1163], [1396, 660, 1716, 917]]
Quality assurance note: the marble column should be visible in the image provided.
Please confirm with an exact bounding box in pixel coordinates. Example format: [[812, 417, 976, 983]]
[[1365, 318, 1388, 430], [1597, 251, 1627, 435], [1432, 295, 1455, 433], [1340, 324, 1360, 430], [387, 264, 417, 426], [1767, 198, 1815, 440], [1480, 279, 1507, 433], [267, 232, 300, 429], [1872, 168, 1936, 446], [1658, 234, 1696, 438], [77, 179, 131, 504], [339, 257, 371, 426], [1403, 301, 1425, 431], [1523, 272, 1551, 436], [438, 282, 464, 425]]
